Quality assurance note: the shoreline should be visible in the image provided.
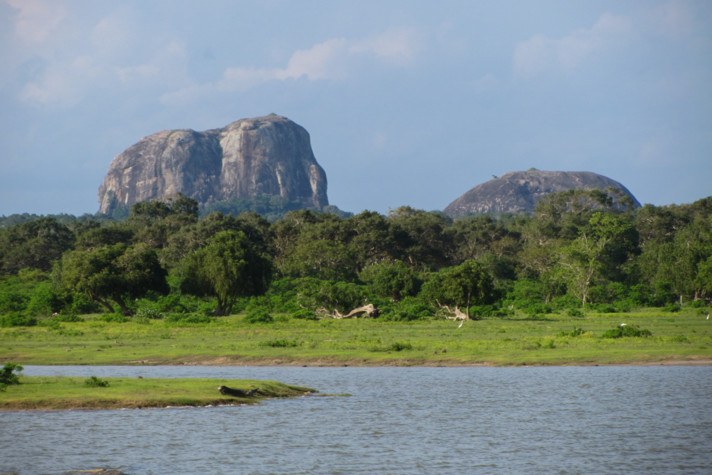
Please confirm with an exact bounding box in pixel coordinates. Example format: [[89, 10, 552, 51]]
[[24, 356, 712, 368]]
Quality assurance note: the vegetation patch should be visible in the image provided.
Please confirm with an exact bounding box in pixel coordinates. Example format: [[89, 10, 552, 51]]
[[602, 324, 653, 339], [84, 376, 110, 387], [0, 362, 22, 391], [0, 376, 315, 410], [262, 339, 301, 348]]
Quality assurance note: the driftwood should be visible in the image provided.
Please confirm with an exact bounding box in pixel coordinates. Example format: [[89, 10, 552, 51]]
[[317, 303, 379, 319], [439, 304, 469, 328], [218, 385, 259, 397]]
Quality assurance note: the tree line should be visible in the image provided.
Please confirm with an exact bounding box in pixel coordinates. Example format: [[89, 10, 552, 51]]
[[1, 191, 710, 324]]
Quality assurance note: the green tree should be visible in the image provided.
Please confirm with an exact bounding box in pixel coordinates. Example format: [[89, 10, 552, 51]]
[[421, 260, 496, 312], [129, 195, 199, 249], [0, 218, 75, 274], [180, 230, 273, 316], [280, 238, 356, 281], [59, 244, 168, 315], [555, 212, 638, 307], [346, 211, 398, 268], [359, 260, 421, 301], [388, 207, 453, 270]]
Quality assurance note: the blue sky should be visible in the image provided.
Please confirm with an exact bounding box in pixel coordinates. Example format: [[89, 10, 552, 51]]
[[1, 0, 710, 216]]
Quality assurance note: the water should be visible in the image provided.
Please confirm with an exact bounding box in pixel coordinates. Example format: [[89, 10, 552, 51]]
[[1, 366, 711, 474]]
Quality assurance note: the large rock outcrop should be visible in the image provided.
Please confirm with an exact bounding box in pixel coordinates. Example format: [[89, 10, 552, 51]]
[[98, 114, 328, 214], [444, 170, 640, 217]]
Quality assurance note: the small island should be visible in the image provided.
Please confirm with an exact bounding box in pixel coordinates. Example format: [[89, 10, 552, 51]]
[[0, 375, 315, 411]]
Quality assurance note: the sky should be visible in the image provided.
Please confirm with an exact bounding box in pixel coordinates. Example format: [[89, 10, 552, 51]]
[[1, 0, 711, 217]]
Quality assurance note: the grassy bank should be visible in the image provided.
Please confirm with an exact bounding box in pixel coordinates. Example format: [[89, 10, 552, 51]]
[[1, 308, 710, 367], [0, 376, 314, 410]]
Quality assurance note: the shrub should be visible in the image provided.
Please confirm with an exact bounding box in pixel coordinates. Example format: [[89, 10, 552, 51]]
[[99, 313, 128, 323], [388, 341, 413, 352], [84, 376, 110, 387], [295, 278, 368, 313], [244, 308, 273, 324], [291, 308, 317, 320], [164, 313, 213, 324], [560, 327, 586, 337], [469, 304, 507, 319], [135, 306, 164, 320], [262, 339, 300, 348], [566, 308, 584, 317], [0, 363, 23, 390], [26, 282, 62, 316], [379, 297, 431, 322], [593, 303, 617, 313], [52, 312, 84, 322], [664, 303, 681, 313], [0, 313, 37, 327], [0, 290, 28, 313], [522, 302, 552, 316], [602, 324, 652, 338], [69, 292, 101, 314], [359, 260, 421, 301]]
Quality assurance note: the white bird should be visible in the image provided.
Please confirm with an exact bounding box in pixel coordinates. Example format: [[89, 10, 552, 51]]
[[706, 314, 710, 320], [619, 323, 627, 327]]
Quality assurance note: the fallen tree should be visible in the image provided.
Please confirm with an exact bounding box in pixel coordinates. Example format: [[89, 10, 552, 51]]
[[438, 304, 469, 328], [217, 385, 260, 397], [316, 303, 379, 319]]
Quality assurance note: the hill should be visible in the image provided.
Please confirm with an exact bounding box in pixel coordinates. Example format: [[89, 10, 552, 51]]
[[444, 170, 641, 217], [98, 114, 329, 216]]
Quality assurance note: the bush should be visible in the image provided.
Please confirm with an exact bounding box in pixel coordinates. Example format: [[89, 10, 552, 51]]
[[469, 303, 511, 318], [379, 297, 431, 322], [0, 290, 28, 313], [593, 303, 617, 313], [664, 303, 681, 313], [84, 376, 110, 387], [69, 292, 101, 314], [0, 313, 37, 327], [389, 341, 413, 352], [602, 324, 652, 338], [26, 282, 62, 316], [262, 339, 300, 348], [0, 363, 23, 390], [52, 312, 84, 322], [560, 327, 586, 337], [566, 308, 584, 317], [522, 302, 552, 316], [244, 308, 273, 324], [135, 306, 164, 320], [291, 308, 317, 320], [164, 313, 213, 324], [99, 313, 128, 323], [295, 278, 368, 313]]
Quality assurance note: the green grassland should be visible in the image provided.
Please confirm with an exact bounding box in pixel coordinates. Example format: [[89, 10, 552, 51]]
[[0, 376, 314, 410], [1, 308, 711, 366]]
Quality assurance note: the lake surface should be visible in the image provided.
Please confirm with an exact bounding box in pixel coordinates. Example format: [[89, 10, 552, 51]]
[[1, 365, 711, 474]]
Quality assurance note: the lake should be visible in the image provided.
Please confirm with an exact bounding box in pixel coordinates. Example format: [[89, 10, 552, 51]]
[[1, 365, 711, 474]]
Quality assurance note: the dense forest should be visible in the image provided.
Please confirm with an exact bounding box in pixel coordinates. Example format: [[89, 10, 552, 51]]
[[1, 191, 710, 326]]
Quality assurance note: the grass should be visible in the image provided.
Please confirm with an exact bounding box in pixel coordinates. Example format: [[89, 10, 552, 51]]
[[0, 308, 710, 367], [0, 376, 315, 410]]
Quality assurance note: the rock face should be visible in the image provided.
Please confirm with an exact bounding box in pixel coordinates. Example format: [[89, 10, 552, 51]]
[[98, 114, 329, 214], [444, 170, 640, 217]]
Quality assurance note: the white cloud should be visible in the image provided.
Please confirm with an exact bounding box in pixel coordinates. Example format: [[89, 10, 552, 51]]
[[513, 12, 630, 77], [351, 28, 419, 64], [5, 0, 66, 44], [20, 55, 100, 105], [648, 0, 694, 38], [278, 38, 349, 81], [161, 28, 419, 105]]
